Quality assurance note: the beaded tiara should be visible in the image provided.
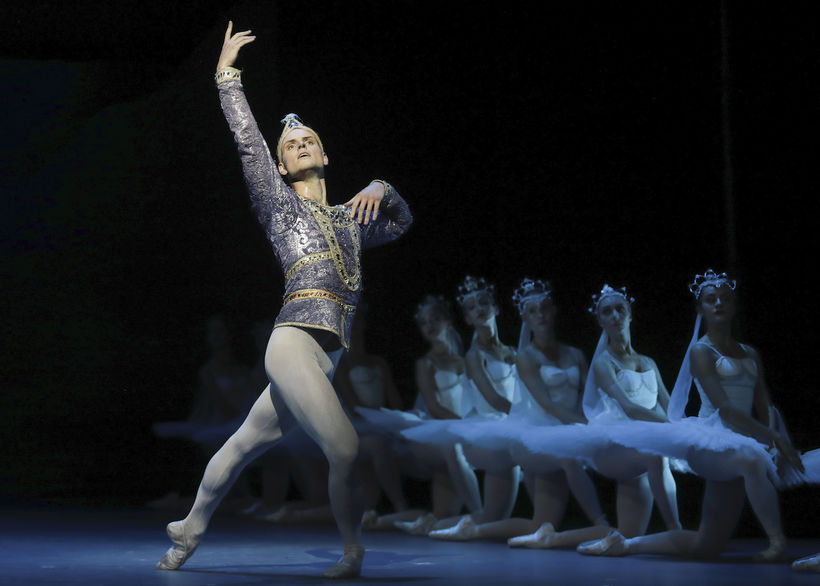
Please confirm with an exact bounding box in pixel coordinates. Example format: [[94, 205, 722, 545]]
[[589, 284, 634, 315], [456, 276, 495, 306], [276, 113, 324, 161], [688, 269, 736, 299], [511, 278, 552, 314]]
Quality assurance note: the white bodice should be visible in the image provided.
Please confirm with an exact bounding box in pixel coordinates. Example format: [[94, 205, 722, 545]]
[[696, 343, 757, 417], [433, 369, 471, 418], [615, 368, 658, 410], [348, 364, 385, 409], [468, 349, 519, 415], [540, 364, 581, 411]]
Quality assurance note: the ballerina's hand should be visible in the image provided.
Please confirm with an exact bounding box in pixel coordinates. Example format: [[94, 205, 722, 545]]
[[216, 21, 256, 71], [343, 181, 385, 225], [774, 435, 805, 474]]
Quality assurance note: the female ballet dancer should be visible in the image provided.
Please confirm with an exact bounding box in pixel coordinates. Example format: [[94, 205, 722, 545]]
[[156, 22, 412, 579], [428, 278, 606, 541], [578, 270, 807, 562], [358, 295, 478, 532], [510, 284, 681, 548], [412, 276, 522, 534]]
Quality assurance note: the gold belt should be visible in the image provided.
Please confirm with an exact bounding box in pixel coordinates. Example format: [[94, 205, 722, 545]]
[[283, 289, 356, 315]]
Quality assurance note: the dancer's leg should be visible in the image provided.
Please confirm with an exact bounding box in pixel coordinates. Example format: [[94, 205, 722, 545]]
[[474, 466, 520, 524], [561, 461, 605, 524], [444, 443, 483, 514], [183, 385, 285, 537], [531, 470, 569, 526], [265, 327, 363, 549], [615, 474, 653, 538], [645, 456, 681, 530], [360, 434, 409, 511]]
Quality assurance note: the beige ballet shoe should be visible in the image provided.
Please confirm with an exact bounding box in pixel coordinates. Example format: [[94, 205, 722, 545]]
[[361, 509, 379, 530], [793, 553, 820, 573], [753, 534, 787, 563], [156, 520, 199, 570], [323, 544, 365, 579], [260, 502, 296, 523], [394, 512, 437, 536], [577, 529, 627, 557], [429, 515, 478, 541], [507, 522, 555, 548]]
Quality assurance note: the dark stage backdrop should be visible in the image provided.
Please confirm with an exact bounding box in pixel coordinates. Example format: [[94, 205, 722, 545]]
[[2, 1, 818, 536]]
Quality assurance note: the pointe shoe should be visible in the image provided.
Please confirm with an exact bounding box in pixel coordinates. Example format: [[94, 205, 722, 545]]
[[394, 512, 437, 536], [429, 515, 478, 541], [323, 544, 365, 579], [507, 522, 555, 549], [577, 530, 627, 557], [361, 509, 379, 530], [156, 520, 200, 570], [753, 534, 787, 563], [793, 553, 820, 573]]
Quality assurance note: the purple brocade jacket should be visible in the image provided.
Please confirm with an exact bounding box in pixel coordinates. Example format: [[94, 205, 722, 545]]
[[218, 79, 412, 349]]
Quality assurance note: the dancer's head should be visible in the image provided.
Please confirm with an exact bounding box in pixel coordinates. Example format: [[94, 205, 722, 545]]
[[276, 113, 328, 180], [415, 295, 454, 344], [456, 276, 498, 329], [689, 269, 736, 329], [589, 284, 633, 339], [513, 278, 554, 335]]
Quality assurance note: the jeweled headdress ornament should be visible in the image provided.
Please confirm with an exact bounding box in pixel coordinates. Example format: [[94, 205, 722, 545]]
[[456, 276, 495, 306], [512, 278, 552, 314], [588, 284, 634, 315], [276, 113, 324, 161], [688, 269, 736, 300]]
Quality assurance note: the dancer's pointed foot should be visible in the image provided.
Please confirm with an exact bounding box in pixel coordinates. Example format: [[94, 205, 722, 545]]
[[394, 512, 436, 536], [577, 530, 627, 557], [156, 520, 199, 570], [793, 553, 820, 573], [429, 515, 477, 541], [323, 544, 365, 579], [507, 522, 555, 548], [361, 509, 379, 531], [753, 534, 787, 563]]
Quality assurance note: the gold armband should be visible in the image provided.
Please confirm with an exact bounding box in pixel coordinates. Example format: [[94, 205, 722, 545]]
[[215, 67, 242, 84]]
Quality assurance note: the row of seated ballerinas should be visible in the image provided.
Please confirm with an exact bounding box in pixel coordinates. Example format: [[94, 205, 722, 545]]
[[150, 271, 820, 572], [344, 271, 819, 573]]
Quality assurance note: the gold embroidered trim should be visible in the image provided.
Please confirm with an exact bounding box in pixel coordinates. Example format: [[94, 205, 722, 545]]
[[283, 289, 357, 314], [284, 251, 333, 282], [302, 199, 361, 291]]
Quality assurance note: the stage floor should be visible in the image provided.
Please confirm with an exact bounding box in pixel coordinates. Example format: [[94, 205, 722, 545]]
[[1, 505, 818, 585]]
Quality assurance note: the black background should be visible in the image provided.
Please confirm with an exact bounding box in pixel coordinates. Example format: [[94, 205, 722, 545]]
[[1, 1, 818, 536]]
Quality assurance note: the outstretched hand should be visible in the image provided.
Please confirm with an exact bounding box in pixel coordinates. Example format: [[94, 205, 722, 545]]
[[343, 181, 385, 225], [216, 21, 256, 71]]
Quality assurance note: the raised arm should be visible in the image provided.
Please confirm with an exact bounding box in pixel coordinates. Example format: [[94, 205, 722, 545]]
[[516, 348, 586, 424], [215, 22, 297, 230]]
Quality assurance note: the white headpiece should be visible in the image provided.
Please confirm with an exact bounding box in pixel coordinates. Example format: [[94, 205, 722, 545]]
[[588, 284, 634, 315], [456, 276, 495, 307], [667, 269, 735, 420]]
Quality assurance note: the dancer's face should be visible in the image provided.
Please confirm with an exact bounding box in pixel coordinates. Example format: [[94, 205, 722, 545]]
[[416, 306, 449, 343], [461, 292, 498, 328], [521, 297, 555, 334], [596, 296, 631, 336], [277, 128, 328, 178], [698, 284, 736, 326]]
